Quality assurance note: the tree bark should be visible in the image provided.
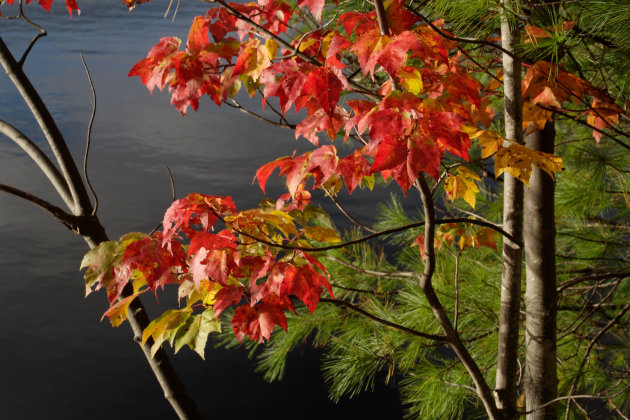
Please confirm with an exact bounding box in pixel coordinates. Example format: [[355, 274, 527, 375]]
[[495, 2, 524, 418], [524, 121, 558, 419]]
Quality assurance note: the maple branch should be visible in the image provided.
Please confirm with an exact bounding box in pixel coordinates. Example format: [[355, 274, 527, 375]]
[[0, 119, 73, 207], [326, 256, 420, 279], [224, 98, 296, 129], [0, 27, 203, 419], [80, 53, 99, 216], [17, 0, 47, 67], [519, 382, 630, 415], [323, 187, 377, 233], [405, 6, 519, 60], [537, 105, 630, 150], [222, 209, 522, 252], [0, 183, 77, 228], [320, 298, 447, 341], [415, 175, 500, 419], [330, 283, 391, 296], [0, 36, 91, 215], [373, 0, 390, 35]]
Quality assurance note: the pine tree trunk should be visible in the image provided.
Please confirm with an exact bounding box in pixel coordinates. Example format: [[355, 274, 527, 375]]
[[495, 2, 524, 417], [524, 121, 558, 419]]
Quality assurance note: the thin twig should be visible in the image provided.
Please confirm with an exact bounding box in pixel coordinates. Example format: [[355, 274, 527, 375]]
[[225, 98, 296, 129], [405, 5, 519, 60], [17, 0, 47, 67], [166, 165, 176, 202], [520, 382, 630, 415], [80, 53, 99, 216], [321, 297, 447, 341], [324, 187, 377, 233]]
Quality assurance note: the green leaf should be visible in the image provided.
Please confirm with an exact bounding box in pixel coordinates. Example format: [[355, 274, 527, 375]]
[[194, 309, 221, 359]]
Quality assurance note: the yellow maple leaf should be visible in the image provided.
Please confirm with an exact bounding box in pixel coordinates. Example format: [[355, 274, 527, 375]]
[[303, 226, 341, 243], [265, 38, 278, 61], [462, 126, 503, 158], [444, 167, 481, 209], [495, 143, 563, 187], [397, 66, 423, 95]]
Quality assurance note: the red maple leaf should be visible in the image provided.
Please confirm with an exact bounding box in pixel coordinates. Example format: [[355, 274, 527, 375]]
[[337, 149, 370, 193], [213, 285, 246, 318], [162, 194, 237, 243], [231, 298, 289, 342]]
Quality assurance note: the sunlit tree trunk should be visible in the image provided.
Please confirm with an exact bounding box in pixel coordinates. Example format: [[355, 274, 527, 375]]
[[524, 120, 558, 419], [495, 1, 524, 417]]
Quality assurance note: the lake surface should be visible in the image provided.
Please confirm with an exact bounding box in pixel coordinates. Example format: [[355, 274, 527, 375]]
[[0, 1, 409, 418]]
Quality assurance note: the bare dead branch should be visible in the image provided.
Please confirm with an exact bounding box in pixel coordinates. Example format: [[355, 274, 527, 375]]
[[79, 53, 99, 216], [0, 119, 73, 207]]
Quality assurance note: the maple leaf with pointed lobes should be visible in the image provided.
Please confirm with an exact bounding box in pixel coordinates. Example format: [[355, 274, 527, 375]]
[[250, 263, 290, 305], [232, 297, 290, 343], [212, 285, 245, 318], [186, 16, 210, 54], [101, 290, 146, 327], [302, 67, 345, 118], [305, 145, 339, 187], [338, 10, 377, 37], [128, 37, 181, 94], [162, 194, 237, 244], [494, 143, 563, 187], [260, 61, 313, 115], [337, 149, 370, 194], [377, 31, 422, 78], [325, 34, 352, 69], [444, 167, 481, 209], [188, 230, 239, 288], [295, 107, 348, 146], [115, 232, 186, 301], [587, 99, 624, 143], [255, 153, 309, 196]]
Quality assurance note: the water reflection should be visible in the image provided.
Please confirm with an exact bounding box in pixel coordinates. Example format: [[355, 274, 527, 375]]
[[0, 1, 404, 418]]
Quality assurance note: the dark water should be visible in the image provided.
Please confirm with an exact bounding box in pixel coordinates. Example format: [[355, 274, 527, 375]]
[[0, 1, 406, 419]]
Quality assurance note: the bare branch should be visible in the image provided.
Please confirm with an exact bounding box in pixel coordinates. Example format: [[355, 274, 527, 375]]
[[0, 183, 80, 230], [0, 36, 92, 215], [324, 187, 377, 233], [17, 0, 47, 66], [0, 119, 73, 207], [80, 53, 99, 216]]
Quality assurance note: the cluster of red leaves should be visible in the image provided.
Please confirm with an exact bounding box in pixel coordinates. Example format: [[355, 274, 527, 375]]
[[4, 0, 79, 16], [128, 0, 486, 197], [83, 194, 334, 343]]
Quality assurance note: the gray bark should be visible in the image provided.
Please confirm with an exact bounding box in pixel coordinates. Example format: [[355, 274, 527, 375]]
[[495, 2, 524, 418], [524, 121, 558, 419]]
